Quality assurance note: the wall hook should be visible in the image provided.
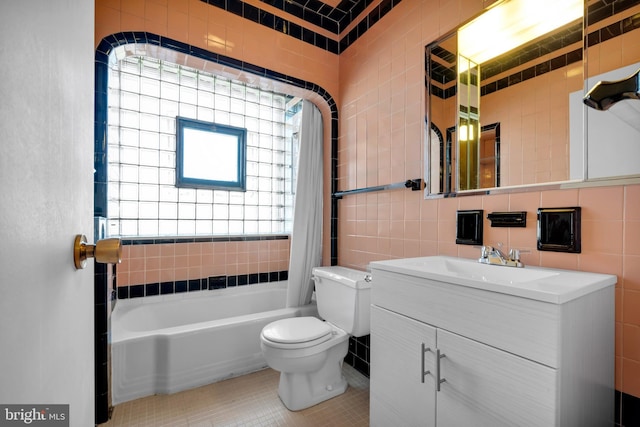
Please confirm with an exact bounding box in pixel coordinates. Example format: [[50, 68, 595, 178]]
[[74, 234, 122, 269]]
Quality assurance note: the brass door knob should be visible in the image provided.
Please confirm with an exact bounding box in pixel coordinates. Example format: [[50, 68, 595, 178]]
[[74, 234, 122, 269]]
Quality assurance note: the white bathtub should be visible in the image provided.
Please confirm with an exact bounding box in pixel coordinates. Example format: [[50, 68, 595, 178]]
[[111, 281, 317, 404]]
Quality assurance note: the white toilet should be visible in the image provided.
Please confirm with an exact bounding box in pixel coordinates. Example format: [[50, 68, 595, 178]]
[[260, 266, 371, 411]]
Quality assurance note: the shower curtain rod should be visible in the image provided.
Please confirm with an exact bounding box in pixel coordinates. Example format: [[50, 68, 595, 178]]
[[332, 179, 423, 199]]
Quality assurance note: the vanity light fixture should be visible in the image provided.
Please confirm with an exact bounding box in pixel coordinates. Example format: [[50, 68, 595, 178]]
[[459, 124, 474, 141], [458, 0, 583, 69]]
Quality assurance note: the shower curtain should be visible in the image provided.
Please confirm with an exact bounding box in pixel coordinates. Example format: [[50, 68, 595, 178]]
[[286, 100, 323, 307]]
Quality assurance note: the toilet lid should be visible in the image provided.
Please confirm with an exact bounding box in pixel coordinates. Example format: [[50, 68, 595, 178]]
[[262, 317, 332, 344]]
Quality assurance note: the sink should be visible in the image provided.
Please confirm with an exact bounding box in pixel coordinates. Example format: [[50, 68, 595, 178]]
[[442, 258, 559, 283], [369, 256, 617, 304]]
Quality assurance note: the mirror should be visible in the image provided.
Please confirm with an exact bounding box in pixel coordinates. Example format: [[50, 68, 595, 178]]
[[425, 0, 585, 195]]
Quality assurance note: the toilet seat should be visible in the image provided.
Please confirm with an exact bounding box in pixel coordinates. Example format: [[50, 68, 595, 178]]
[[261, 317, 333, 349]]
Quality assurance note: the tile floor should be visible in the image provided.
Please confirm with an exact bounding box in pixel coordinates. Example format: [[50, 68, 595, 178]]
[[101, 364, 369, 426]]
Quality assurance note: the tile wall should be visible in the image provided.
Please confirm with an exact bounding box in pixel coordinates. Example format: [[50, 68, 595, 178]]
[[95, 0, 341, 105], [336, 1, 640, 424], [115, 236, 290, 297]]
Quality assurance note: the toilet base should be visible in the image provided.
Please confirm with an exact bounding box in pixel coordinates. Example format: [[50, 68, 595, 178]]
[[277, 359, 348, 411]]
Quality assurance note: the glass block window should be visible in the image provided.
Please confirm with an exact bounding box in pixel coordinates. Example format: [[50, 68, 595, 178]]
[[107, 56, 300, 237]]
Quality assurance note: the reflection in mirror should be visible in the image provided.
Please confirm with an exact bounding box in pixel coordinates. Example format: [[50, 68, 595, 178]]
[[458, 55, 480, 190], [443, 123, 500, 191], [427, 124, 449, 194], [426, 32, 457, 195], [578, 62, 640, 179], [480, 123, 500, 189], [425, 0, 584, 196]]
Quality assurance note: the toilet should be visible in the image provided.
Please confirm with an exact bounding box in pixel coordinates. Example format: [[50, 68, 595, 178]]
[[260, 266, 371, 411]]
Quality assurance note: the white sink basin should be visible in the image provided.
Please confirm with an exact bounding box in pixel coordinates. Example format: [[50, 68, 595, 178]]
[[369, 256, 616, 303], [443, 257, 559, 283]]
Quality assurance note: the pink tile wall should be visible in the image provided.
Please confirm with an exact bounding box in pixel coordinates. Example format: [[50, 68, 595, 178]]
[[586, 4, 640, 77], [338, 183, 640, 396], [481, 65, 581, 186], [116, 239, 290, 287], [338, 0, 640, 398], [95, 0, 340, 104]]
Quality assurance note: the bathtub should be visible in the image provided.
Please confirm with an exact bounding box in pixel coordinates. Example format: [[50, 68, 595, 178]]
[[111, 281, 317, 404]]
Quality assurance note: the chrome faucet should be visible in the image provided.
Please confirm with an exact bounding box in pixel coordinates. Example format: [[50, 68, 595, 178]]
[[478, 244, 523, 268]]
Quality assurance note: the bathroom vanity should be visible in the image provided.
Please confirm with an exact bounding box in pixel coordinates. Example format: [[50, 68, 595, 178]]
[[369, 256, 616, 427]]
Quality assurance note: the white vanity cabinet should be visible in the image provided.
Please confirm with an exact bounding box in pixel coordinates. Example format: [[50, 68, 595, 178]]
[[369, 256, 616, 427], [370, 305, 437, 426]]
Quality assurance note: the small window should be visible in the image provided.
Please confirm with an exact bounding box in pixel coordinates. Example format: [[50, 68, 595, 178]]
[[176, 117, 247, 191]]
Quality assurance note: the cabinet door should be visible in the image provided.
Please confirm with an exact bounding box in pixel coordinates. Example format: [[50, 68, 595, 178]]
[[370, 305, 437, 427], [436, 329, 558, 427]]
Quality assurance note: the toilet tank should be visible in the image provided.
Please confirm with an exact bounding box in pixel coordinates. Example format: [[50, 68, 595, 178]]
[[311, 266, 371, 337]]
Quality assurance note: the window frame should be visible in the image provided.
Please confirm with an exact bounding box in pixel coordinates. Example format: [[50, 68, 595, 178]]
[[175, 116, 247, 191]]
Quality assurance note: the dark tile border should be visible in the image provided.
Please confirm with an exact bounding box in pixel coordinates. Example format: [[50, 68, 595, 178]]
[[121, 234, 289, 246], [116, 270, 289, 299], [258, 0, 368, 35], [482, 6, 640, 96], [339, 0, 402, 54], [200, 0, 403, 54], [344, 335, 370, 378], [202, 0, 634, 56], [616, 389, 640, 426], [480, 47, 584, 97], [201, 0, 338, 53]]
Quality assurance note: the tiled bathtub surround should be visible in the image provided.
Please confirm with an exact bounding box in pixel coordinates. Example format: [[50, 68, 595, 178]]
[[116, 269, 289, 299], [116, 235, 290, 289]]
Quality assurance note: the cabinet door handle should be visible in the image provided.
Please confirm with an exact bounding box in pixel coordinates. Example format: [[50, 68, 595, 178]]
[[421, 343, 431, 383], [436, 349, 447, 391]]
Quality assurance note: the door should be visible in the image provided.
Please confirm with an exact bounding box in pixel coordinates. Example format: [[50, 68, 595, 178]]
[[0, 1, 95, 426], [436, 329, 557, 427], [370, 306, 437, 427]]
